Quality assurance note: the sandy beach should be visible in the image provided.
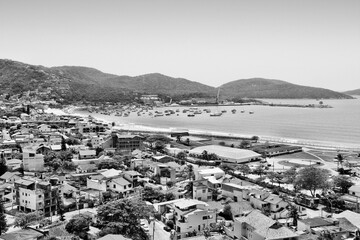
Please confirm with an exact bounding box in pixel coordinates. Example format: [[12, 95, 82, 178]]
[[45, 106, 360, 152]]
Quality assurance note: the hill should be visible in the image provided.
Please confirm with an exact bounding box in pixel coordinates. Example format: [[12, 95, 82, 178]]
[[343, 89, 360, 96], [53, 66, 217, 97], [218, 78, 353, 99], [0, 59, 352, 103]]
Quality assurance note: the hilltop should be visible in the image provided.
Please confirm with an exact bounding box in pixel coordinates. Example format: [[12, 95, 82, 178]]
[[343, 89, 360, 96], [0, 59, 353, 103], [218, 78, 353, 99]]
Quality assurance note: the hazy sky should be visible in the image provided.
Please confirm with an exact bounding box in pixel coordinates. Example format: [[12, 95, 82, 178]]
[[1, 0, 359, 91]]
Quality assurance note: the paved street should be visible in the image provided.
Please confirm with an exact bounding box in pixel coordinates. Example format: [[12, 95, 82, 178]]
[[148, 220, 171, 240]]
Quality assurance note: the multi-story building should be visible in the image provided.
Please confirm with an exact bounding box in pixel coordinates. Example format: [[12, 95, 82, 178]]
[[102, 132, 144, 152], [14, 178, 58, 217], [22, 148, 45, 172], [161, 199, 216, 239]]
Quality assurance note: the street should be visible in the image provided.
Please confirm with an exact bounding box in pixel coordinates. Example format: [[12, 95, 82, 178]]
[[148, 220, 171, 240]]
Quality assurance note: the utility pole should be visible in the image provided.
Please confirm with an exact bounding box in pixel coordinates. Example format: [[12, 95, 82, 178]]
[[152, 219, 155, 240]]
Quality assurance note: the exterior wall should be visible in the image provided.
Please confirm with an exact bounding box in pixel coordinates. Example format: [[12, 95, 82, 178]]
[[23, 151, 45, 172], [87, 179, 107, 192], [297, 221, 311, 232], [193, 186, 212, 202], [175, 209, 216, 238], [108, 180, 132, 195], [348, 188, 360, 197], [18, 188, 40, 211], [269, 200, 288, 212]]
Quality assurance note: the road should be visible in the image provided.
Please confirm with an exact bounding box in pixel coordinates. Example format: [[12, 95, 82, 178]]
[[148, 220, 171, 240]]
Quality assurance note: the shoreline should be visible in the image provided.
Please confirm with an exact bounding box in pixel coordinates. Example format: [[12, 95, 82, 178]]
[[46, 107, 360, 152]]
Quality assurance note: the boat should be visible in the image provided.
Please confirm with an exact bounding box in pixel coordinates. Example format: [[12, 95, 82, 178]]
[[241, 110, 245, 113], [187, 113, 195, 117], [210, 112, 222, 117], [154, 113, 164, 117], [221, 110, 227, 113], [231, 109, 236, 114], [249, 111, 254, 114]]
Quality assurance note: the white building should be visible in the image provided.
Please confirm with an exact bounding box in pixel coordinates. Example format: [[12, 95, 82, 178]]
[[22, 148, 45, 172], [195, 167, 225, 180], [190, 145, 261, 164]]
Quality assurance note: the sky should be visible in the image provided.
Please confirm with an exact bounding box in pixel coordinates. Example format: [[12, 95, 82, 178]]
[[0, 0, 359, 91]]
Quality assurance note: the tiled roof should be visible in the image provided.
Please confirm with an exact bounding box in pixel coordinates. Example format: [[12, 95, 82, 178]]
[[112, 177, 131, 186]]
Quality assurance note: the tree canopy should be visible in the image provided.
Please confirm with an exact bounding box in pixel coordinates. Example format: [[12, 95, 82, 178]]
[[97, 199, 154, 240], [65, 214, 92, 238], [14, 211, 43, 229], [295, 166, 330, 197], [0, 201, 8, 235]]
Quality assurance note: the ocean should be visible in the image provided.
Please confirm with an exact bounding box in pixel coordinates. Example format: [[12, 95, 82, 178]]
[[74, 97, 360, 150]]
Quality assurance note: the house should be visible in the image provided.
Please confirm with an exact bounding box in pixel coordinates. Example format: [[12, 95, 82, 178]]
[[195, 167, 225, 180], [97, 234, 131, 240], [193, 180, 212, 202], [297, 217, 348, 240], [38, 124, 51, 133], [76, 164, 98, 173], [5, 158, 22, 171], [348, 185, 360, 197], [171, 199, 216, 239], [264, 194, 288, 213], [0, 171, 21, 183], [122, 170, 142, 186], [297, 217, 337, 232], [152, 155, 175, 163], [334, 210, 360, 229], [0, 228, 46, 240], [79, 150, 97, 159], [231, 210, 299, 240], [22, 148, 45, 172], [108, 177, 132, 196]]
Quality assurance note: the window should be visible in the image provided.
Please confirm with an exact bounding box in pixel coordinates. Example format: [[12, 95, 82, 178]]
[[29, 153, 35, 157], [113, 184, 116, 188], [207, 196, 212, 199], [124, 186, 127, 189], [202, 190, 206, 193], [39, 195, 42, 198]]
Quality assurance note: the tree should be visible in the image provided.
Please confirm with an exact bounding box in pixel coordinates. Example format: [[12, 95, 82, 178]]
[[220, 204, 233, 221], [65, 214, 91, 238], [61, 137, 67, 151], [185, 164, 194, 180], [166, 181, 174, 188], [97, 199, 154, 240], [333, 175, 354, 193], [336, 154, 344, 169], [253, 165, 265, 178], [176, 152, 187, 160], [0, 153, 8, 176], [239, 140, 251, 149], [0, 201, 8, 235], [251, 136, 259, 142], [294, 167, 330, 197], [237, 165, 251, 176], [283, 167, 297, 184], [14, 211, 43, 229]]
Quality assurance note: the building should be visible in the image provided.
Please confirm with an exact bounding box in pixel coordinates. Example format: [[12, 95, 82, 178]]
[[190, 145, 261, 164], [108, 177, 133, 196], [102, 133, 144, 152], [14, 178, 58, 217], [22, 148, 45, 172], [250, 144, 302, 157], [78, 150, 97, 160], [231, 210, 299, 240], [193, 180, 212, 202], [0, 171, 21, 183], [348, 185, 360, 197], [195, 167, 225, 180], [171, 199, 216, 239]]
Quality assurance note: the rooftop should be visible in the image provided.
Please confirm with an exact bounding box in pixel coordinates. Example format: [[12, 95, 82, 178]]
[[190, 145, 261, 160]]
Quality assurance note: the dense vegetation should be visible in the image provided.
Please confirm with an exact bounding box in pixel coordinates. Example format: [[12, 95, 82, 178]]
[[219, 78, 353, 99], [0, 59, 352, 103]]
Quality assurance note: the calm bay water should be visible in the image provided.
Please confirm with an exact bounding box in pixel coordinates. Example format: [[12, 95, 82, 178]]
[[77, 97, 360, 149]]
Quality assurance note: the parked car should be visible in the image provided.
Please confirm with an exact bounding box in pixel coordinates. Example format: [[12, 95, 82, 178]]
[[163, 226, 171, 232]]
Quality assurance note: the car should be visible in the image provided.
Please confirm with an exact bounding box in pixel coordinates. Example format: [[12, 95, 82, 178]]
[[163, 226, 171, 232]]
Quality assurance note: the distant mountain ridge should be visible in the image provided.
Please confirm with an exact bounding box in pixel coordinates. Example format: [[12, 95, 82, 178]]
[[219, 78, 353, 99], [0, 59, 353, 103], [343, 89, 360, 96]]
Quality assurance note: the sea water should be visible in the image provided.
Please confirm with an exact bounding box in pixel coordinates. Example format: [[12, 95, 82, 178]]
[[75, 97, 360, 149]]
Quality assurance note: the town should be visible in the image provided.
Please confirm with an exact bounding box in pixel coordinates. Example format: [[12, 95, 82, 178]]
[[0, 99, 360, 240]]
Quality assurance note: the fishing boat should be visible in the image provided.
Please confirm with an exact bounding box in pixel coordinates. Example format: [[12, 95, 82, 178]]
[[231, 109, 236, 114], [187, 113, 195, 117], [210, 112, 222, 117], [241, 110, 245, 113], [249, 111, 254, 114]]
